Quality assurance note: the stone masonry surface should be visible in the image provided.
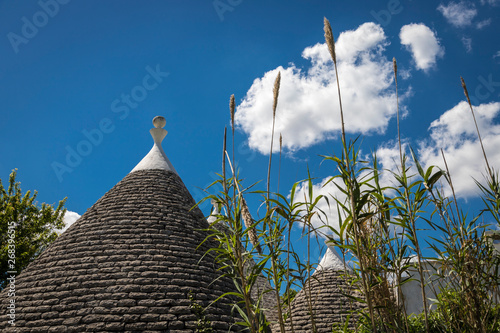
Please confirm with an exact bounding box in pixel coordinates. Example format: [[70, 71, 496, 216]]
[[279, 269, 364, 332], [0, 169, 240, 332]]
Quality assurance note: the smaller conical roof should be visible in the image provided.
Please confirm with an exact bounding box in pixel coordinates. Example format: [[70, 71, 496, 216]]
[[279, 243, 363, 332], [316, 245, 350, 273]]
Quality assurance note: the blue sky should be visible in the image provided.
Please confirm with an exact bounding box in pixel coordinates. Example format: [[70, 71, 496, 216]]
[[1, 0, 500, 261]]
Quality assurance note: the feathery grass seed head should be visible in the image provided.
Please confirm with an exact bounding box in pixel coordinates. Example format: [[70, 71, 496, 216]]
[[240, 195, 262, 254], [230, 94, 235, 129], [461, 77, 471, 104], [273, 72, 281, 117], [393, 57, 397, 76], [324, 17, 336, 64]]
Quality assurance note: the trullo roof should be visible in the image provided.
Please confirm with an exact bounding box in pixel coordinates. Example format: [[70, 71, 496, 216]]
[[0, 116, 239, 332], [279, 244, 364, 332]]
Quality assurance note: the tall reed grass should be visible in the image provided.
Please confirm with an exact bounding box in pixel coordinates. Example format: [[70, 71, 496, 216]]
[[197, 17, 500, 333]]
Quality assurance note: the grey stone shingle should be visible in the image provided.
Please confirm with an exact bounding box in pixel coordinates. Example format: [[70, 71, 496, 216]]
[[278, 269, 364, 333], [0, 169, 239, 332]]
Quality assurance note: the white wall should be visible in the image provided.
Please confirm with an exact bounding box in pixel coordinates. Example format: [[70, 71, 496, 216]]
[[400, 261, 448, 316]]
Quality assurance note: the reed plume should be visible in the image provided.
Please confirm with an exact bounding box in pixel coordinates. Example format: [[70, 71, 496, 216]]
[[324, 17, 336, 64], [230, 94, 235, 130], [240, 195, 262, 255], [273, 72, 281, 117]]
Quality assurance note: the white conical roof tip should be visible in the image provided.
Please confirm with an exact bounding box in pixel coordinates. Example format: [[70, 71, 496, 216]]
[[130, 116, 178, 174], [315, 243, 350, 273]]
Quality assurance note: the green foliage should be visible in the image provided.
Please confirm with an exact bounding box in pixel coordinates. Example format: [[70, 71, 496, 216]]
[[188, 291, 214, 333], [0, 169, 66, 289], [404, 290, 500, 333], [198, 18, 500, 333], [353, 310, 445, 333], [281, 287, 297, 310], [198, 176, 271, 333]]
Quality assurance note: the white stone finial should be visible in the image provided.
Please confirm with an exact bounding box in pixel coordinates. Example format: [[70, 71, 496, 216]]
[[130, 116, 177, 174], [207, 199, 220, 224], [153, 116, 166, 128]]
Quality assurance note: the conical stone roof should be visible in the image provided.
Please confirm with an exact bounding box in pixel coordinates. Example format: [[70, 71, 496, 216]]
[[279, 245, 364, 332], [0, 117, 239, 332]]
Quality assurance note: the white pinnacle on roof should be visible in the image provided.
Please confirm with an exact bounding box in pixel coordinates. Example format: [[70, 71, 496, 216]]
[[315, 243, 350, 273], [207, 199, 219, 224], [131, 116, 178, 174]]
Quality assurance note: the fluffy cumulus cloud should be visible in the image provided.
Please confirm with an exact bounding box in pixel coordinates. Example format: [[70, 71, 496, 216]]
[[418, 101, 500, 197], [437, 1, 478, 27], [235, 22, 402, 155], [59, 210, 81, 234], [375, 101, 500, 198], [400, 23, 445, 71], [293, 101, 500, 236]]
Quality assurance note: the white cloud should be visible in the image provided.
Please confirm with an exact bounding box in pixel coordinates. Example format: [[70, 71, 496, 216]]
[[437, 2, 477, 27], [374, 101, 500, 199], [493, 51, 500, 62], [294, 101, 500, 236], [400, 23, 445, 71], [372, 101, 500, 199], [293, 164, 388, 238], [480, 0, 500, 5], [476, 18, 492, 29], [235, 22, 403, 155], [425, 102, 499, 151], [417, 101, 500, 197], [59, 210, 81, 234], [374, 142, 409, 187], [461, 36, 472, 52]]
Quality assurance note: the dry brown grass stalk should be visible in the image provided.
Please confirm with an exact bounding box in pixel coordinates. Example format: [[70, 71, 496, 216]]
[[461, 77, 493, 178], [267, 71, 286, 333], [230, 94, 237, 205], [324, 17, 347, 147], [222, 127, 228, 196], [393, 57, 403, 167], [267, 71, 281, 206], [240, 195, 263, 255]]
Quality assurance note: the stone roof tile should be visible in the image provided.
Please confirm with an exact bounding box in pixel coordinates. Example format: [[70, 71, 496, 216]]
[[279, 269, 365, 332], [0, 142, 239, 332]]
